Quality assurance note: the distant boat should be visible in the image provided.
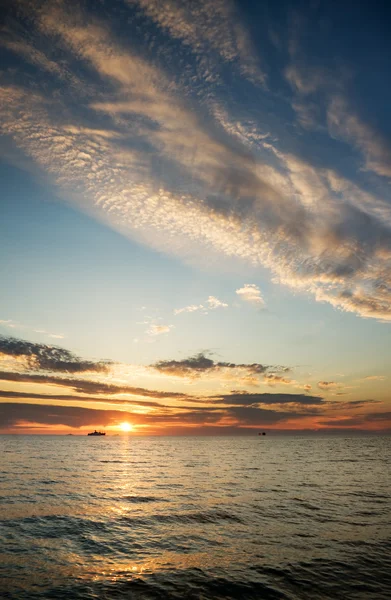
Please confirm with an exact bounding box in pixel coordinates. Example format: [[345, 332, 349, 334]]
[[258, 432, 266, 436], [87, 430, 106, 436]]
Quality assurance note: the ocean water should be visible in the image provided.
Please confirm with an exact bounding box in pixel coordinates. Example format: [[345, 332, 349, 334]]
[[0, 435, 390, 600]]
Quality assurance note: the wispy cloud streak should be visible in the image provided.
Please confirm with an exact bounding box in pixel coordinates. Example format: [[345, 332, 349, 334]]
[[127, 0, 265, 84]]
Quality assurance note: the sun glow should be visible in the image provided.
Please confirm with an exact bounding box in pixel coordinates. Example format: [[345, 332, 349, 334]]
[[119, 422, 133, 432]]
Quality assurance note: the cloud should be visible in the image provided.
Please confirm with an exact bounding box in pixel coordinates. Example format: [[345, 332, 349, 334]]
[[0, 0, 391, 323], [147, 324, 173, 336], [263, 374, 295, 386], [361, 375, 386, 382], [0, 402, 144, 429], [317, 381, 341, 391], [127, 0, 265, 84], [0, 401, 315, 430], [224, 405, 313, 425], [0, 389, 163, 408], [285, 64, 332, 96], [174, 295, 228, 315], [0, 329, 387, 432], [153, 353, 225, 377], [0, 320, 63, 339], [216, 392, 324, 406], [328, 96, 391, 179], [236, 284, 265, 307], [2, 388, 312, 417], [206, 296, 228, 309], [151, 352, 287, 384], [1, 394, 389, 431], [138, 315, 174, 337], [174, 304, 205, 315], [319, 412, 391, 429], [0, 340, 293, 399], [0, 368, 320, 410], [0, 25, 86, 91], [0, 336, 109, 373], [0, 320, 16, 329], [0, 370, 191, 399], [0, 379, 325, 414], [327, 399, 381, 410]]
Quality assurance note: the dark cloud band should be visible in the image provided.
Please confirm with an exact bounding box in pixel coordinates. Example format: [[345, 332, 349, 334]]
[[0, 336, 109, 373], [152, 352, 288, 378]]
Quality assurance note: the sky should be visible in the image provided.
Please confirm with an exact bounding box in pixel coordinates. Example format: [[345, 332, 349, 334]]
[[0, 0, 390, 435]]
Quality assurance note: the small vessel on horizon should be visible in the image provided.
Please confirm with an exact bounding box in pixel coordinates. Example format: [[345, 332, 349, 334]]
[[87, 430, 106, 436]]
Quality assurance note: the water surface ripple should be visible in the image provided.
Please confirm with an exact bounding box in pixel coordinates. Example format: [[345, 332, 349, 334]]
[[1, 435, 390, 599]]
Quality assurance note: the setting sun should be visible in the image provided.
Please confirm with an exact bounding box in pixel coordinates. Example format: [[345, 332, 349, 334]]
[[119, 422, 133, 432]]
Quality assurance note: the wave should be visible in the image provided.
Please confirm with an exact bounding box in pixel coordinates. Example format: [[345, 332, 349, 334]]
[[121, 495, 169, 503], [120, 508, 245, 526], [4, 568, 288, 600], [7, 559, 391, 600]]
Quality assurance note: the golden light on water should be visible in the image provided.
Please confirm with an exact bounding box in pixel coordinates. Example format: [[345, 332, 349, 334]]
[[119, 422, 133, 432]]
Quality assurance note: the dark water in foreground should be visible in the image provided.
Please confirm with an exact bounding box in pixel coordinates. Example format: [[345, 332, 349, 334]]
[[1, 435, 390, 599]]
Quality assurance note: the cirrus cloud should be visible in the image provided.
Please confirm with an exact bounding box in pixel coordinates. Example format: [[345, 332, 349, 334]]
[[0, 0, 391, 324]]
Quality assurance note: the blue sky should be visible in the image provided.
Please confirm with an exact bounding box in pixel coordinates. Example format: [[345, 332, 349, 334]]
[[0, 0, 390, 433]]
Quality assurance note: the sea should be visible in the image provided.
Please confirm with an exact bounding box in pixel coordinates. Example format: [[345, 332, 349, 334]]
[[0, 434, 390, 599]]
